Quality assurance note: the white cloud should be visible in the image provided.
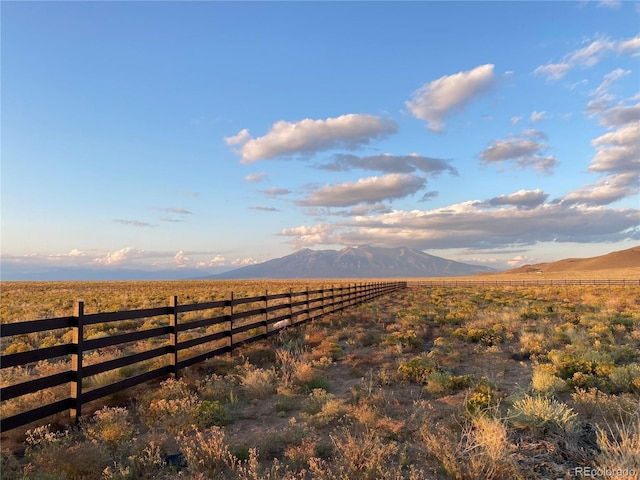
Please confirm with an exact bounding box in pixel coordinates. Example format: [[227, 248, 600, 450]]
[[533, 63, 571, 81], [529, 111, 547, 123], [93, 247, 147, 266], [486, 189, 549, 209], [563, 172, 639, 206], [173, 251, 190, 267], [534, 34, 637, 81], [480, 130, 558, 174], [226, 114, 398, 163], [113, 219, 158, 227], [597, 0, 621, 8], [511, 115, 523, 125], [244, 172, 268, 183], [224, 128, 251, 146], [279, 224, 337, 250], [617, 34, 640, 56], [405, 64, 497, 133], [319, 153, 458, 176], [567, 37, 615, 67], [589, 122, 640, 174], [280, 201, 639, 250], [260, 187, 291, 198], [298, 173, 426, 207], [250, 206, 279, 212]]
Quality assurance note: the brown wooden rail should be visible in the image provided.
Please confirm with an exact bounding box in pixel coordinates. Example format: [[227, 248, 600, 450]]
[[0, 281, 406, 432]]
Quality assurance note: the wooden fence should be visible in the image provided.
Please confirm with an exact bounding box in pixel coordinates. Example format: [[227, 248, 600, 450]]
[[408, 279, 640, 287], [1, 281, 406, 432]]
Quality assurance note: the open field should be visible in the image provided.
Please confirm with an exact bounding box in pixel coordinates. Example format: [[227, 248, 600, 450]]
[[1, 281, 640, 479]]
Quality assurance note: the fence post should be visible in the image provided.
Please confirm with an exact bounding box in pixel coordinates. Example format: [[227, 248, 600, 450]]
[[305, 287, 310, 322], [288, 288, 293, 324], [264, 290, 269, 336], [70, 301, 84, 424], [229, 292, 235, 351], [169, 296, 179, 377]]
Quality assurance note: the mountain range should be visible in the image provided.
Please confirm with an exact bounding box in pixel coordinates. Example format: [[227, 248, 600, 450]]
[[210, 246, 496, 279]]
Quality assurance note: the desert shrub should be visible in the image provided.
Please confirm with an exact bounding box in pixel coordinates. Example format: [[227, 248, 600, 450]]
[[571, 388, 639, 423], [465, 378, 503, 415], [453, 325, 506, 346], [594, 415, 640, 480], [608, 363, 640, 394], [83, 406, 136, 455], [180, 426, 234, 477], [397, 355, 438, 383], [197, 400, 228, 427], [301, 375, 331, 393], [1, 450, 22, 480], [420, 415, 517, 480], [301, 389, 347, 428], [24, 424, 111, 480], [424, 371, 471, 395], [509, 395, 578, 436], [531, 364, 567, 395], [259, 420, 309, 459], [137, 377, 227, 434], [386, 329, 423, 350], [309, 426, 400, 480], [239, 364, 277, 399]]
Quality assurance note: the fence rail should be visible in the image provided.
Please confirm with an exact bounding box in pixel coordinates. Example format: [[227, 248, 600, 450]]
[[0, 281, 406, 432], [408, 279, 639, 287]]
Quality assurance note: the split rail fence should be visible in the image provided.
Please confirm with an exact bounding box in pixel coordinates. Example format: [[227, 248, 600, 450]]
[[1, 281, 406, 432]]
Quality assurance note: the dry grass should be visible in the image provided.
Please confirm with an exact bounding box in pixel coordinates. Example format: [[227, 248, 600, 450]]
[[1, 282, 639, 479]]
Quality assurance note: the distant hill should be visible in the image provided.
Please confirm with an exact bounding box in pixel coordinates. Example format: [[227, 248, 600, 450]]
[[505, 246, 640, 274], [209, 246, 496, 279]]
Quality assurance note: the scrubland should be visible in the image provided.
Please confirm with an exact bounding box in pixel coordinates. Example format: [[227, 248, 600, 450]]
[[1, 282, 640, 479]]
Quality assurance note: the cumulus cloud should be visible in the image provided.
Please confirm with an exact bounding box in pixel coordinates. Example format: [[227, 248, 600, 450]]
[[563, 172, 639, 206], [589, 122, 640, 174], [225, 114, 398, 163], [480, 130, 558, 174], [486, 189, 549, 209], [280, 201, 639, 250], [406, 64, 497, 133], [279, 224, 337, 250], [319, 153, 458, 176], [93, 247, 148, 266], [298, 173, 426, 207]]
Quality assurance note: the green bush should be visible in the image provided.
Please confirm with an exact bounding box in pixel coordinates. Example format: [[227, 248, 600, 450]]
[[397, 356, 438, 383]]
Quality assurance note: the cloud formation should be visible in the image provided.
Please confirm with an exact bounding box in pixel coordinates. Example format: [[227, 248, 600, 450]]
[[114, 219, 158, 227], [318, 153, 458, 176], [225, 114, 398, 163], [534, 34, 639, 80], [486, 189, 549, 209], [480, 130, 558, 174], [406, 64, 497, 133], [280, 197, 638, 251], [298, 173, 426, 207], [244, 172, 268, 183]]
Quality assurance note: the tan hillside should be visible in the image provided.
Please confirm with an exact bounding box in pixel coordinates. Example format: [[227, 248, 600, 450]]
[[507, 246, 640, 274]]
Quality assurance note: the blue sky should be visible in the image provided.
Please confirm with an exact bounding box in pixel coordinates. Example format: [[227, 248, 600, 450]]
[[2, 1, 639, 279]]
